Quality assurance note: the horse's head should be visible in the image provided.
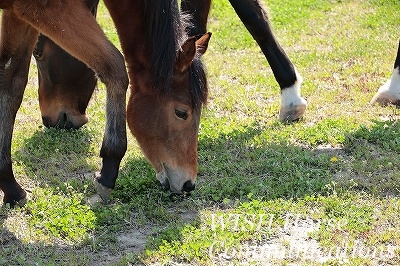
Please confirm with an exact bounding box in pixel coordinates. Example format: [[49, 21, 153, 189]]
[[34, 0, 99, 129], [34, 34, 96, 129], [127, 33, 211, 194]]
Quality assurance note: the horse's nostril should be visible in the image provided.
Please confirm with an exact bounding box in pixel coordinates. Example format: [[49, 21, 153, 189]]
[[42, 116, 50, 128], [182, 181, 196, 192], [57, 113, 75, 129], [61, 113, 76, 129]]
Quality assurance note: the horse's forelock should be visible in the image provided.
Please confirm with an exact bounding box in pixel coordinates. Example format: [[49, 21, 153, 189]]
[[189, 56, 208, 112]]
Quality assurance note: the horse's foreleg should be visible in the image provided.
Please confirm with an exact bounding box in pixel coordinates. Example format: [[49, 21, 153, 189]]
[[13, 0, 129, 203], [370, 41, 400, 106], [181, 0, 211, 36], [228, 0, 307, 122], [0, 11, 39, 206]]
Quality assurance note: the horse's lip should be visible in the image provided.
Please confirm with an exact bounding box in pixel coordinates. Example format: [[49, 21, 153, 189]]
[[156, 164, 183, 194], [156, 167, 170, 191], [162, 180, 171, 191]]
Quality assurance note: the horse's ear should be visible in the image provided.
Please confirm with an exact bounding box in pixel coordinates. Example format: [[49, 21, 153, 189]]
[[176, 32, 212, 72], [176, 37, 197, 72], [195, 32, 212, 56]]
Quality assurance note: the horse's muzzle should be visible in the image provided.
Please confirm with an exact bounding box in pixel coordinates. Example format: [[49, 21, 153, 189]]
[[42, 112, 87, 129], [156, 164, 196, 194]]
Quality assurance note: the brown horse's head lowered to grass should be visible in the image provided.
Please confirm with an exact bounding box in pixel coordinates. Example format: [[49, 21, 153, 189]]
[[111, 0, 212, 196], [109, 2, 212, 195], [33, 0, 100, 129], [34, 33, 97, 129], [127, 33, 211, 194]]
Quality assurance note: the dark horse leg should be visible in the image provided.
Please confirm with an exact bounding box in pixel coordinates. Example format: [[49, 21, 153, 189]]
[[0, 1, 128, 206], [370, 40, 400, 106], [181, 0, 211, 37], [181, 0, 307, 122]]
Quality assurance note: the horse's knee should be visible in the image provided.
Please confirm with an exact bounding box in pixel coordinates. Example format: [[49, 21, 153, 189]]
[[97, 51, 129, 94]]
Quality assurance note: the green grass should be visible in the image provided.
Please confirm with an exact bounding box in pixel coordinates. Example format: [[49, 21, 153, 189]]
[[1, 0, 400, 265]]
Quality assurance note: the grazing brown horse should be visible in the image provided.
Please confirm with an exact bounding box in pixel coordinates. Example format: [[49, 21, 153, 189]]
[[0, 0, 210, 206]]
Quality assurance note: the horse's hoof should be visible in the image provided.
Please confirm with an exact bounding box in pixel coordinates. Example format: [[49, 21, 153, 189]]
[[15, 196, 28, 207], [279, 101, 307, 122], [3, 191, 28, 208], [370, 91, 400, 106], [87, 193, 105, 207], [89, 174, 113, 205]]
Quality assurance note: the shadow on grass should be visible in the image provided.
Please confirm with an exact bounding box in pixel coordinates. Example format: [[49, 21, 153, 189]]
[[335, 119, 400, 197], [0, 205, 97, 265], [3, 125, 200, 265], [1, 127, 107, 265], [14, 127, 96, 189], [196, 121, 336, 202]]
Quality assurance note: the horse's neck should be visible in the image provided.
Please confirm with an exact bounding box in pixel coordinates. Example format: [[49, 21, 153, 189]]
[[105, 0, 151, 82], [105, 0, 181, 95]]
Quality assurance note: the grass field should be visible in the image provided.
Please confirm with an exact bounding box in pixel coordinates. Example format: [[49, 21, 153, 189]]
[[1, 0, 400, 265]]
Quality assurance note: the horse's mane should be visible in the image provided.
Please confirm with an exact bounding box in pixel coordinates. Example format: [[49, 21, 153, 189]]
[[143, 0, 182, 91], [144, 0, 208, 109]]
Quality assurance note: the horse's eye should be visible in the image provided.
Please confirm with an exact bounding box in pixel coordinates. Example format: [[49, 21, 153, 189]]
[[175, 109, 188, 120]]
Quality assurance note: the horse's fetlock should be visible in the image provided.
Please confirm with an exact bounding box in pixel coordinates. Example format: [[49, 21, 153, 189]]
[[100, 143, 126, 161]]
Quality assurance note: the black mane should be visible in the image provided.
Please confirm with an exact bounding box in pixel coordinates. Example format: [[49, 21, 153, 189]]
[[144, 0, 208, 108], [144, 0, 182, 91]]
